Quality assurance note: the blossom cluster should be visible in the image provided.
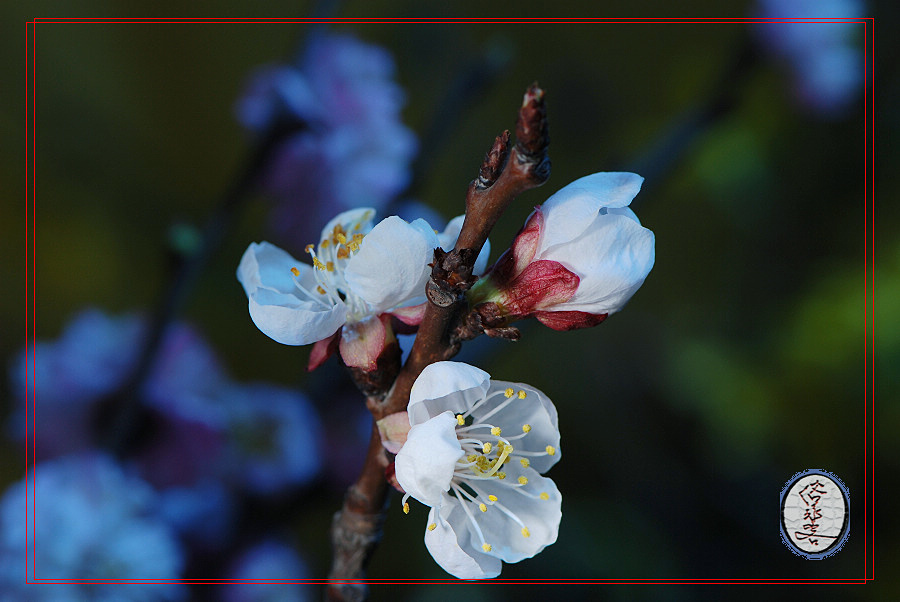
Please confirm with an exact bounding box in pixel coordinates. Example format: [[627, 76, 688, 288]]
[[239, 169, 655, 577]]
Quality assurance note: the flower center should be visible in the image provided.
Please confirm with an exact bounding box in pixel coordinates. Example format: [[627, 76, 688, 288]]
[[288, 210, 373, 321], [413, 387, 556, 552]]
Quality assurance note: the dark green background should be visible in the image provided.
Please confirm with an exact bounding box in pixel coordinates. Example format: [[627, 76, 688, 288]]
[[3, 2, 896, 600]]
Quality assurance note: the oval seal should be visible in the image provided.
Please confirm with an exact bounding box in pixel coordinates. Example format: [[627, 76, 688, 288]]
[[780, 469, 849, 559]]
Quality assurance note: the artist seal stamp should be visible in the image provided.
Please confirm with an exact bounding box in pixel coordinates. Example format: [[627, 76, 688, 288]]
[[780, 469, 849, 559]]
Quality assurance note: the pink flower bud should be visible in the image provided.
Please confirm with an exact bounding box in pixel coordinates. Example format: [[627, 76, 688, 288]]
[[471, 172, 655, 330]]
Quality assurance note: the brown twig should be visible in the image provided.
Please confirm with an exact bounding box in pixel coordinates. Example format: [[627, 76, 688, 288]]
[[325, 83, 551, 601]]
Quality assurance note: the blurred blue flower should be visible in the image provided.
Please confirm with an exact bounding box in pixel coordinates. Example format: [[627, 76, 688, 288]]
[[218, 383, 322, 496], [10, 309, 323, 498], [222, 540, 312, 602], [756, 0, 864, 116], [157, 479, 236, 549], [0, 454, 186, 601], [236, 32, 417, 247], [8, 309, 143, 459]]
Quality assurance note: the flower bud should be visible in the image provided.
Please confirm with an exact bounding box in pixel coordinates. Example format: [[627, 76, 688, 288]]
[[469, 172, 655, 330]]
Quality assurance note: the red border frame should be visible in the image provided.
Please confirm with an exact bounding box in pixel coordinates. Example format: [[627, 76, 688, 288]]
[[22, 16, 875, 587]]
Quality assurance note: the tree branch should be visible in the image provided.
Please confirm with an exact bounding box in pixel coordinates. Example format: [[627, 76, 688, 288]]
[[326, 83, 551, 600]]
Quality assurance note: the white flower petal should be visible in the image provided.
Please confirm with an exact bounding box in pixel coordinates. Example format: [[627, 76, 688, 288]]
[[238, 243, 348, 345], [408, 362, 491, 426], [425, 502, 502, 579], [543, 213, 655, 314], [318, 207, 376, 244], [540, 172, 644, 251], [470, 469, 561, 564], [395, 412, 462, 507], [238, 242, 309, 296], [344, 216, 439, 312], [471, 381, 561, 474], [247, 289, 347, 346]]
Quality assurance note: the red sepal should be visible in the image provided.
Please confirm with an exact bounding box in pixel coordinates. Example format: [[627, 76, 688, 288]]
[[533, 310, 608, 331], [307, 328, 341, 371]]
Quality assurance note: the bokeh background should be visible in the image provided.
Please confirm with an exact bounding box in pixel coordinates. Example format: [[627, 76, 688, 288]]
[[2, 2, 896, 601]]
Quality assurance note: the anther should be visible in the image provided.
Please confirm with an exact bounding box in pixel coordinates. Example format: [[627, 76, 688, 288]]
[[467, 454, 478, 462], [337, 247, 350, 260], [428, 523, 437, 531], [518, 476, 528, 485], [336, 233, 347, 245], [539, 492, 550, 501], [491, 427, 501, 436], [479, 503, 487, 513], [518, 390, 527, 399], [316, 285, 326, 294], [290, 267, 300, 276], [546, 445, 556, 456], [457, 414, 465, 426], [521, 527, 531, 538], [321, 239, 330, 248], [304, 244, 314, 254], [482, 543, 492, 553], [520, 458, 530, 468], [483, 442, 492, 454], [522, 424, 532, 433], [497, 472, 507, 480], [326, 261, 335, 272], [504, 388, 514, 398], [403, 503, 410, 514], [488, 495, 498, 502]]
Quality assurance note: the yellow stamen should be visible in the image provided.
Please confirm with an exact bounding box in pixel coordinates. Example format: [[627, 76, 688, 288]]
[[304, 244, 314, 254], [522, 424, 532, 433], [518, 476, 528, 485], [546, 445, 556, 456], [336, 233, 348, 245], [321, 239, 330, 249], [518, 390, 527, 399], [483, 442, 492, 454], [521, 527, 531, 538], [316, 285, 326, 294], [497, 472, 507, 480], [520, 458, 530, 468], [479, 503, 487, 513], [490, 427, 501, 436], [488, 495, 498, 502], [403, 503, 409, 514], [456, 414, 465, 426], [352, 233, 365, 244], [428, 523, 437, 531], [482, 543, 492, 552], [326, 261, 335, 272], [539, 492, 550, 501], [336, 247, 350, 260], [290, 267, 300, 277], [504, 388, 514, 398], [312, 257, 326, 270], [467, 454, 478, 463]]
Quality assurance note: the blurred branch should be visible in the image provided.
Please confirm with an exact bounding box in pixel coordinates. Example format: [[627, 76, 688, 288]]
[[628, 31, 758, 195], [403, 36, 513, 200], [97, 114, 307, 456]]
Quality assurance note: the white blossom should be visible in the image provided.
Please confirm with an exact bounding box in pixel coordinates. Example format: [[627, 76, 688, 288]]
[[238, 208, 488, 370], [395, 361, 561, 579]]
